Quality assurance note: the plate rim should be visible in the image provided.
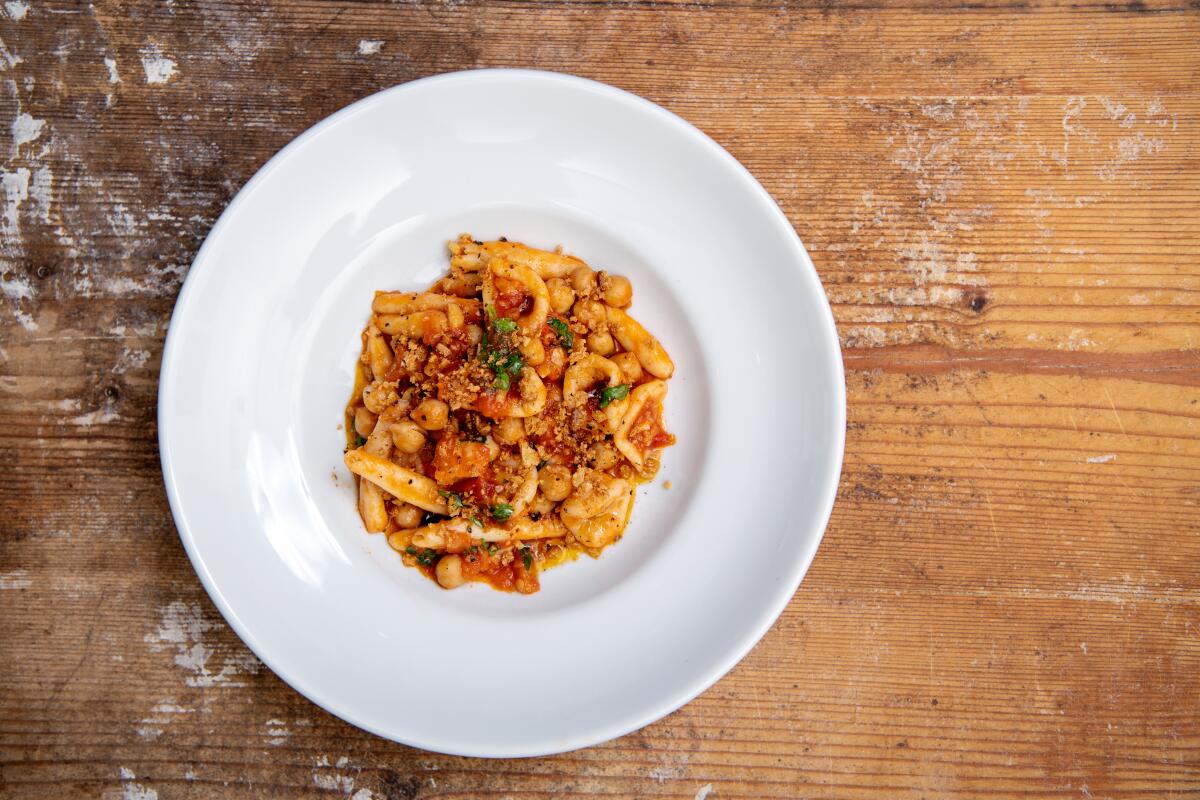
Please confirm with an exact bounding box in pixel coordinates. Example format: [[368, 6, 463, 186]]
[[157, 67, 846, 757]]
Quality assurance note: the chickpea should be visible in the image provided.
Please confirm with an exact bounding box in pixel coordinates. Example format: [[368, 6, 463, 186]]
[[411, 398, 449, 431], [436, 554, 465, 589], [446, 302, 465, 329], [391, 419, 426, 453], [536, 346, 567, 381], [391, 503, 423, 529], [587, 331, 615, 356], [494, 417, 525, 444], [573, 298, 606, 330], [362, 380, 399, 415], [611, 351, 643, 383], [353, 406, 377, 439], [530, 492, 556, 515], [569, 265, 597, 295], [546, 277, 576, 314], [587, 441, 620, 470], [465, 324, 483, 346], [387, 531, 410, 552], [538, 463, 573, 502], [600, 272, 633, 308], [520, 336, 546, 366]]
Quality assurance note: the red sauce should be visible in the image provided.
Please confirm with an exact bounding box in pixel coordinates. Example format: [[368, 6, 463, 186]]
[[629, 399, 675, 452], [458, 547, 539, 594], [493, 276, 531, 319], [452, 473, 498, 505], [473, 389, 514, 419]]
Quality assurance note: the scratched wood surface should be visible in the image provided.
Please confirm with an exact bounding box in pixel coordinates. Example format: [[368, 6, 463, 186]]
[[1, 1, 1198, 798]]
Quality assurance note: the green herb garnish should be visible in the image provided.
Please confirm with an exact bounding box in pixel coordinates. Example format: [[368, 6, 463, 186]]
[[494, 371, 510, 391], [536, 459, 548, 470], [548, 317, 573, 351], [416, 549, 438, 567], [521, 547, 533, 570], [490, 503, 514, 521], [438, 490, 464, 510], [493, 316, 517, 334], [598, 383, 631, 409], [470, 516, 483, 530], [354, 435, 366, 447]]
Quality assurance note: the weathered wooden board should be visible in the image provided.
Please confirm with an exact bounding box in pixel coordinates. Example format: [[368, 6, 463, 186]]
[[1, 1, 1197, 798]]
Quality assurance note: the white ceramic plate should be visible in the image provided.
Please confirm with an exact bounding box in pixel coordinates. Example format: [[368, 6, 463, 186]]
[[159, 69, 845, 757]]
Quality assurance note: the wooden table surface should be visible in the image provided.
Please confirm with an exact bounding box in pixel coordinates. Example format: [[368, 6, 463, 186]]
[[2, 1, 1198, 798]]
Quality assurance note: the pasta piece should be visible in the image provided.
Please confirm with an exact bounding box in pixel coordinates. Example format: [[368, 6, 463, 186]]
[[561, 490, 633, 549], [562, 353, 628, 430], [561, 471, 630, 519], [613, 379, 669, 472], [372, 291, 480, 315], [450, 235, 586, 279], [606, 305, 674, 379], [510, 515, 568, 541], [483, 258, 550, 333], [507, 467, 539, 519], [344, 449, 448, 514], [410, 517, 508, 548], [357, 480, 389, 533], [473, 368, 547, 419], [365, 327, 394, 385], [376, 310, 448, 339]]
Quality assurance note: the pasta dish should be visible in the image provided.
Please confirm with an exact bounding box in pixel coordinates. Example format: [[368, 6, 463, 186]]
[[344, 235, 675, 593]]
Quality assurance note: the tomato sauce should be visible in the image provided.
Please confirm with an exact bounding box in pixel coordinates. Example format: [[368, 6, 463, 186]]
[[492, 276, 531, 319]]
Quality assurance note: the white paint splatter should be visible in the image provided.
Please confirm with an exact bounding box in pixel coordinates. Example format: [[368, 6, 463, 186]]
[[357, 39, 383, 55], [11, 112, 44, 151], [114, 348, 150, 373], [695, 784, 715, 800], [0, 570, 31, 589], [29, 165, 51, 223], [0, 37, 22, 70], [313, 771, 356, 793], [139, 45, 177, 85], [136, 698, 194, 740], [2, 166, 29, 233], [144, 600, 261, 688], [4, 1, 28, 21], [648, 765, 686, 783], [70, 409, 120, 425], [104, 57, 120, 83], [107, 202, 136, 235], [264, 718, 290, 746], [1087, 454, 1116, 464], [117, 768, 158, 800], [1080, 642, 1088, 654]]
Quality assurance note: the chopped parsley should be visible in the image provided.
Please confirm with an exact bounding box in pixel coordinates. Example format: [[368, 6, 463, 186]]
[[470, 516, 483, 530], [437, 490, 464, 511], [490, 503, 513, 521], [354, 435, 366, 447], [598, 383, 631, 409], [521, 546, 533, 570], [547, 317, 573, 351], [493, 316, 517, 334], [406, 546, 438, 567]]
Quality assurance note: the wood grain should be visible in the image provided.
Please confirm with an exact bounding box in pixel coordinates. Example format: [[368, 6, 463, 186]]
[[2, 1, 1198, 798]]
